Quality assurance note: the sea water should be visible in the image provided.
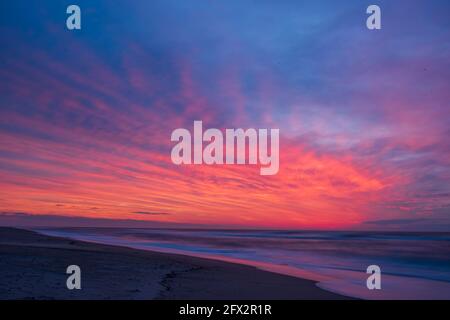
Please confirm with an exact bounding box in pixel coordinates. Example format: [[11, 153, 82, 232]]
[[35, 228, 450, 299]]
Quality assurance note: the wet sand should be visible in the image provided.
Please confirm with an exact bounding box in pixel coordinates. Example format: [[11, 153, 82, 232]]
[[0, 227, 350, 300]]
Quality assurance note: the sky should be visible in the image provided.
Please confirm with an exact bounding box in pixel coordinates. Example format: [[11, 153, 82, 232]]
[[0, 0, 449, 230]]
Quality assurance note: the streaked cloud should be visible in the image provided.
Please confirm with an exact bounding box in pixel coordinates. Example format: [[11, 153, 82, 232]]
[[0, 0, 448, 230]]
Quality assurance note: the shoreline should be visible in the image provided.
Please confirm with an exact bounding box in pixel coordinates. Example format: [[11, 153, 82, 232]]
[[0, 227, 351, 300]]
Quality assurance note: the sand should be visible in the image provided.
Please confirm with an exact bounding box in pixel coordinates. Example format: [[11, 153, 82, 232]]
[[0, 227, 349, 300]]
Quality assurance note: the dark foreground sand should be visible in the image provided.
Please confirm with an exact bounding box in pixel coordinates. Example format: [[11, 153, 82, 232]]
[[0, 227, 349, 300]]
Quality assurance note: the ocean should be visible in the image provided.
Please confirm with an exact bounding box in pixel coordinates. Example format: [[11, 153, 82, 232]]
[[35, 228, 450, 299]]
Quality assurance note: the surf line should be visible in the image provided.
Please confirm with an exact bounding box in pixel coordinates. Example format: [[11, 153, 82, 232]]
[[170, 121, 279, 175]]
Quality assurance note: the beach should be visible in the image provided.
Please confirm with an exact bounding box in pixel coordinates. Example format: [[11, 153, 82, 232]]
[[0, 227, 348, 300]]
